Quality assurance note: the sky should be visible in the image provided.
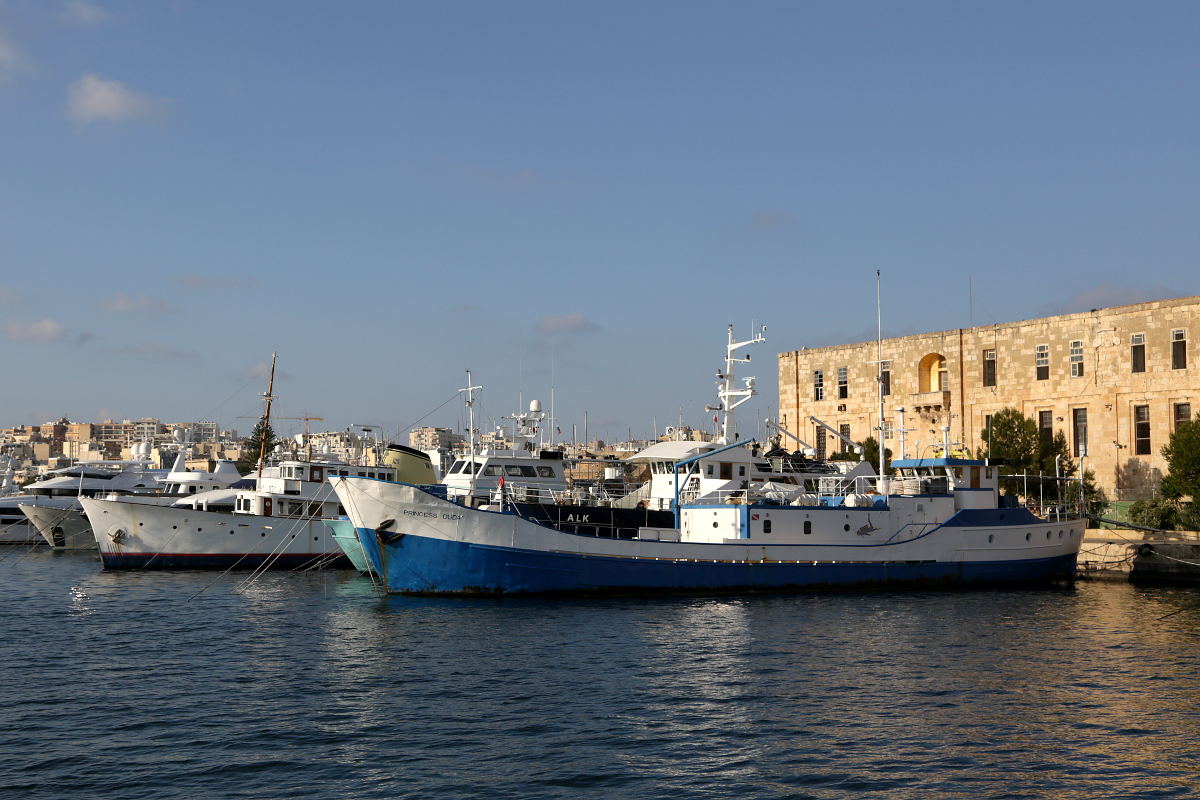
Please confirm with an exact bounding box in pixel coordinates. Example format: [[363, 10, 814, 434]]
[[2, 1, 1198, 445]]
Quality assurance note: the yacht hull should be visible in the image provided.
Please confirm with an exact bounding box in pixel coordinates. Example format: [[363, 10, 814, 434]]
[[21, 506, 94, 550], [332, 478, 1082, 596], [80, 497, 347, 570]]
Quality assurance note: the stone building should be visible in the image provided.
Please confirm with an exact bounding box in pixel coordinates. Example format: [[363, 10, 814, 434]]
[[777, 295, 1198, 501]]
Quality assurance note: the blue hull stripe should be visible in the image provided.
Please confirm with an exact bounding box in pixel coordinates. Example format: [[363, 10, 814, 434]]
[[356, 529, 1078, 596]]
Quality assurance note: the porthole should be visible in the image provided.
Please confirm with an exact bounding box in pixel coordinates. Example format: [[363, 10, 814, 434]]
[[1046, 531, 1052, 539], [1025, 532, 1032, 541], [138, 522, 143, 526], [313, 536, 319, 541], [261, 532, 266, 537], [713, 521, 719, 528], [172, 525, 177, 530], [763, 520, 772, 534], [988, 534, 994, 543], [844, 524, 850, 532], [803, 521, 812, 535], [1058, 530, 1064, 539], [197, 528, 202, 532], [1069, 529, 1075, 537]]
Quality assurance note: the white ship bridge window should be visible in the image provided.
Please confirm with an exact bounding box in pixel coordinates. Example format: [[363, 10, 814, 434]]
[[483, 465, 504, 476], [505, 465, 538, 478], [537, 466, 556, 478]]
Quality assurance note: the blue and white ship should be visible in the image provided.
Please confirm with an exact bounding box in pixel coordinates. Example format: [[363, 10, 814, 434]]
[[331, 325, 1083, 595]]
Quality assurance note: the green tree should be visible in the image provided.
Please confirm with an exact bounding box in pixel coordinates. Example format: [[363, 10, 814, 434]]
[[976, 407, 1039, 495], [859, 436, 894, 475], [1160, 413, 1200, 500], [237, 416, 278, 474], [1035, 430, 1075, 502], [976, 407, 1039, 473]]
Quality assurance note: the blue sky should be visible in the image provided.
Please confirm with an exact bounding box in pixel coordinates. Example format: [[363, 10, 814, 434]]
[[2, 1, 1198, 444]]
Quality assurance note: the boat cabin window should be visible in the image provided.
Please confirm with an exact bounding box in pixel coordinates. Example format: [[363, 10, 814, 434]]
[[720, 463, 732, 481], [537, 466, 556, 478], [339, 470, 349, 476], [707, 464, 714, 476], [505, 465, 538, 478], [310, 467, 324, 482], [986, 467, 993, 479], [953, 468, 963, 479], [484, 465, 504, 477], [449, 461, 464, 474], [738, 465, 746, 477], [189, 485, 196, 494]]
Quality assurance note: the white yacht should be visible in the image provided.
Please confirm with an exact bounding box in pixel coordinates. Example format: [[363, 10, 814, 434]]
[[80, 457, 397, 569], [21, 452, 242, 549], [0, 457, 167, 545]]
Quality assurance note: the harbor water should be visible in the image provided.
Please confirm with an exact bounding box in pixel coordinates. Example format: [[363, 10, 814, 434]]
[[3, 549, 1200, 798]]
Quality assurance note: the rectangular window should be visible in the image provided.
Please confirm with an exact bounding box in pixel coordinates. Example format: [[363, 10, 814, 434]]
[[1073, 408, 1088, 457], [816, 429, 826, 461], [837, 367, 848, 399], [814, 370, 824, 401], [1035, 345, 1049, 381], [1176, 402, 1192, 430], [883, 417, 893, 440], [1131, 333, 1146, 373], [1069, 341, 1084, 378], [839, 423, 852, 453], [983, 349, 996, 387], [1134, 405, 1151, 455], [1172, 329, 1187, 370], [880, 361, 891, 396], [1039, 410, 1053, 448]]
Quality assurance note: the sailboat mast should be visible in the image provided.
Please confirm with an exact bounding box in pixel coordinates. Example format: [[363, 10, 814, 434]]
[[876, 272, 885, 489], [257, 352, 277, 481]]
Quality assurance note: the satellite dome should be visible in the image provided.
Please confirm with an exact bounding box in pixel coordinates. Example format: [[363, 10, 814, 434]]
[[529, 399, 542, 413]]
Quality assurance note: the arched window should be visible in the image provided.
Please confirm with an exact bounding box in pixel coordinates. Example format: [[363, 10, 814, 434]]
[[919, 353, 948, 392]]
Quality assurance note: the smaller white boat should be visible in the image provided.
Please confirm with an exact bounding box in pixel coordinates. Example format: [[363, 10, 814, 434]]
[[21, 453, 242, 550], [0, 458, 167, 545]]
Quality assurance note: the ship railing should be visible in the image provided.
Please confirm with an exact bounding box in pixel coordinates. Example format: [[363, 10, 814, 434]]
[[998, 471, 1087, 521]]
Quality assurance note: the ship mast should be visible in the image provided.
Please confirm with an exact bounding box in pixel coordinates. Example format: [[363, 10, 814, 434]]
[[461, 370, 483, 500], [257, 352, 276, 482], [712, 323, 766, 445]]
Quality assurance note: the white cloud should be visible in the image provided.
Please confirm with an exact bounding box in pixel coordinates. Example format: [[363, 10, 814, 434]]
[[94, 292, 177, 313], [535, 312, 599, 334], [58, 1, 110, 26], [5, 318, 66, 343], [66, 74, 168, 123], [174, 273, 258, 290], [1037, 284, 1179, 317], [0, 29, 31, 81], [120, 342, 200, 360], [753, 211, 794, 228]]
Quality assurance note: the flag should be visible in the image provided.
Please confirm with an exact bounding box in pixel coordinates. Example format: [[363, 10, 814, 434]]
[[557, 426, 561, 434], [714, 415, 718, 424], [499, 476, 504, 488]]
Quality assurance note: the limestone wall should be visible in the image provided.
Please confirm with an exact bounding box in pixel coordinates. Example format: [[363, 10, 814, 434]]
[[778, 296, 1198, 501]]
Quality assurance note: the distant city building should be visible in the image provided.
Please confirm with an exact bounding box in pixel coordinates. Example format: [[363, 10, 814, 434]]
[[409, 427, 463, 450]]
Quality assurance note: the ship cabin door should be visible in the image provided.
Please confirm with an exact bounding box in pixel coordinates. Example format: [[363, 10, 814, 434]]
[[263, 498, 272, 517], [720, 462, 733, 481], [970, 466, 980, 488], [310, 466, 324, 483]]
